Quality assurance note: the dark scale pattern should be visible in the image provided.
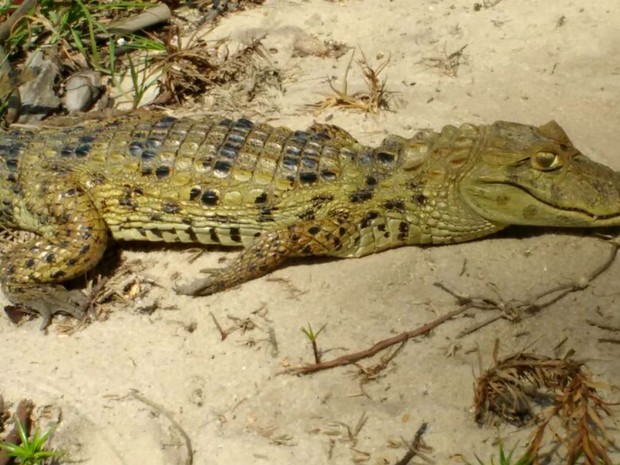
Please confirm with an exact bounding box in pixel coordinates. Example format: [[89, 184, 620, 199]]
[[299, 209, 315, 221], [187, 228, 198, 242], [61, 147, 74, 157], [209, 228, 219, 243], [154, 115, 177, 129], [229, 227, 242, 243], [350, 189, 373, 203], [202, 118, 257, 179], [257, 206, 275, 222], [299, 172, 318, 184], [155, 165, 171, 178], [142, 150, 158, 162], [384, 199, 406, 212], [163, 201, 181, 214], [213, 160, 233, 177], [75, 144, 92, 157], [189, 187, 201, 201], [412, 193, 427, 206], [201, 190, 219, 205], [129, 142, 144, 157], [51, 270, 66, 279], [254, 192, 268, 204], [360, 211, 379, 228], [365, 176, 377, 186]]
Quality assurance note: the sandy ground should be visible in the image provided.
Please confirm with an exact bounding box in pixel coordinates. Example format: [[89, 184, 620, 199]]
[[1, 0, 620, 464]]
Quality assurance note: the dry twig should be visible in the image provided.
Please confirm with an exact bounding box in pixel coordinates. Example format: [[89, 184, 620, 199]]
[[394, 421, 430, 465], [437, 242, 619, 338], [284, 306, 468, 375], [129, 390, 193, 465]]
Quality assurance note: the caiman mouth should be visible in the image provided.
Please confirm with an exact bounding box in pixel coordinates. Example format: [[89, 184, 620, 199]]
[[488, 181, 620, 222]]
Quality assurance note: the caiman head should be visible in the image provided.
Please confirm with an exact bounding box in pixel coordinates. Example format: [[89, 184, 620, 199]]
[[460, 121, 620, 227]]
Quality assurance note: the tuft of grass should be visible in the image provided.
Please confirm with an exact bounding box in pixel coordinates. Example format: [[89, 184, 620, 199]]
[[301, 322, 326, 364], [0, 418, 62, 465]]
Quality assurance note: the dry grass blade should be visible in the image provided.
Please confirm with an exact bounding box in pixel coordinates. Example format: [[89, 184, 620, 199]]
[[309, 50, 393, 114]]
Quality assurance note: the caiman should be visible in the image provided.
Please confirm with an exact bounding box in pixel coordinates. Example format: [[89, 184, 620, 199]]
[[0, 113, 619, 325]]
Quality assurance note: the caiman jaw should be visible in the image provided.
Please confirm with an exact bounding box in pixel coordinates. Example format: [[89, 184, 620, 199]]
[[484, 180, 620, 226]]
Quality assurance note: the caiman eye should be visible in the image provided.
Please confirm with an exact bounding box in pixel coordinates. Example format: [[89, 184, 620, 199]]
[[532, 151, 562, 171]]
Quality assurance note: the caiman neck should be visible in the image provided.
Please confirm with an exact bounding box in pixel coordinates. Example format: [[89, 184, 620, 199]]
[[377, 123, 506, 245]]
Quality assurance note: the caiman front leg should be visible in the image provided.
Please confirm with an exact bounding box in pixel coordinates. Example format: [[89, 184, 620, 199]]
[[175, 213, 360, 296], [1, 181, 108, 327]]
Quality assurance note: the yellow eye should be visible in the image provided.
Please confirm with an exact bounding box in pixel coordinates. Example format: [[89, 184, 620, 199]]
[[532, 151, 561, 171]]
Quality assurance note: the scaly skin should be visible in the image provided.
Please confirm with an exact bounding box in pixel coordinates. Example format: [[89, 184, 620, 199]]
[[1, 113, 619, 325]]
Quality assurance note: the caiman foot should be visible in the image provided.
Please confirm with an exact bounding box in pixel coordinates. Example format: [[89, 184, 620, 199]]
[[175, 216, 361, 296], [174, 227, 297, 296], [2, 283, 88, 330]]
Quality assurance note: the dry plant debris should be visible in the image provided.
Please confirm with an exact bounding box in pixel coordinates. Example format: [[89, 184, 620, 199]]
[[475, 344, 618, 464], [393, 422, 431, 465], [309, 50, 393, 114], [310, 412, 372, 462], [152, 33, 280, 106], [0, 1, 276, 119], [437, 241, 619, 338], [422, 44, 468, 77]]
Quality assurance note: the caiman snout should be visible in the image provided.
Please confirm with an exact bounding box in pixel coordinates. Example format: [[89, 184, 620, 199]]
[[460, 121, 620, 227]]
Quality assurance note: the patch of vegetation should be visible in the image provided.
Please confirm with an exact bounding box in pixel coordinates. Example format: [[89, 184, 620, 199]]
[[0, 0, 274, 117], [0, 418, 61, 465]]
